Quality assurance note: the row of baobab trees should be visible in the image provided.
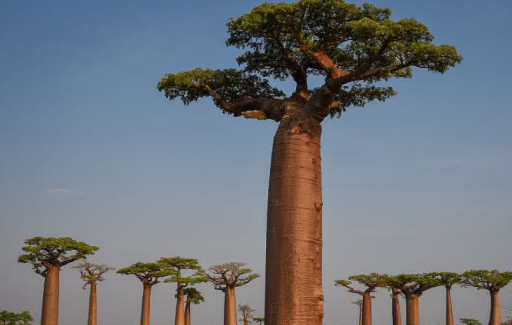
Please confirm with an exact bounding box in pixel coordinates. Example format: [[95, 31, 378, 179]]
[[16, 237, 512, 325]]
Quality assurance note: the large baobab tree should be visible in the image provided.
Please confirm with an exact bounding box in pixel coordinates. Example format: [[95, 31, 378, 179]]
[[157, 1, 461, 324], [461, 270, 512, 325], [158, 257, 207, 325], [17, 237, 99, 325], [0, 310, 33, 325], [117, 262, 175, 325], [239, 304, 255, 325], [207, 263, 259, 325], [387, 274, 441, 325], [73, 262, 115, 325], [183, 288, 204, 325], [335, 273, 387, 325], [430, 272, 460, 325]]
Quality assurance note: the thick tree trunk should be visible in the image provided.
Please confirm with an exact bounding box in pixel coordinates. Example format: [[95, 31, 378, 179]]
[[445, 286, 453, 325], [392, 291, 402, 325], [87, 281, 97, 325], [362, 293, 372, 325], [140, 284, 152, 325], [40, 266, 60, 325], [405, 294, 419, 325], [224, 286, 237, 325], [175, 286, 185, 325], [265, 113, 323, 325], [488, 290, 501, 325], [184, 299, 191, 325]]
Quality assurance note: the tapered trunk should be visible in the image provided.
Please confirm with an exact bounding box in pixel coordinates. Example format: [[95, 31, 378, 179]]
[[175, 286, 185, 325], [41, 266, 60, 325], [362, 293, 372, 325], [392, 291, 402, 325], [445, 286, 453, 325], [488, 290, 501, 325], [184, 298, 191, 325], [224, 286, 237, 325], [405, 294, 419, 325], [140, 284, 152, 325], [265, 114, 323, 325], [358, 305, 362, 325], [87, 281, 97, 325]]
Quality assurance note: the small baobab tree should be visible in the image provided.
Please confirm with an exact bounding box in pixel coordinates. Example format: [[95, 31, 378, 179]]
[[158, 257, 207, 325], [387, 284, 402, 325], [461, 270, 512, 325], [351, 300, 363, 325], [430, 272, 461, 325], [117, 262, 175, 325], [207, 263, 259, 325], [0, 310, 33, 325], [73, 262, 115, 325], [238, 304, 255, 325], [17, 237, 98, 325], [183, 288, 204, 325]]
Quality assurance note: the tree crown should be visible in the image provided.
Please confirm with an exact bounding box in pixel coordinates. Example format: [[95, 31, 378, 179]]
[[158, 256, 208, 287], [117, 262, 175, 285], [207, 262, 260, 290], [459, 318, 482, 325], [0, 310, 33, 325], [73, 261, 115, 289], [183, 287, 205, 305], [429, 272, 461, 288], [335, 273, 388, 294], [386, 273, 442, 296], [461, 269, 512, 292], [238, 304, 255, 324]]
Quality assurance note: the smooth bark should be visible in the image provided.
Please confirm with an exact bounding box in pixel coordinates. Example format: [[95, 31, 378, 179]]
[[405, 294, 419, 325], [140, 284, 152, 325], [87, 281, 97, 325], [392, 290, 402, 325], [265, 108, 323, 325], [175, 286, 185, 325], [224, 286, 237, 325], [362, 293, 372, 325], [184, 299, 191, 325], [41, 266, 60, 325], [445, 286, 453, 325], [489, 291, 501, 325]]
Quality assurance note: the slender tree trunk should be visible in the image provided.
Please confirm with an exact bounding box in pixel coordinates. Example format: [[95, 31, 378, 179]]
[[184, 298, 191, 325], [140, 284, 152, 325], [265, 113, 323, 325], [224, 286, 237, 325], [488, 290, 501, 325], [445, 286, 453, 325], [405, 294, 419, 325], [392, 290, 402, 325], [358, 305, 362, 325], [41, 265, 60, 325], [87, 281, 97, 325], [175, 286, 185, 325], [362, 293, 372, 325]]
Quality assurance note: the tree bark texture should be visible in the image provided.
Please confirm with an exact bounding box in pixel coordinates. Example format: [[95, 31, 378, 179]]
[[488, 291, 501, 325], [140, 284, 152, 325], [184, 300, 191, 325], [88, 281, 97, 325], [405, 294, 419, 325], [445, 286, 453, 325], [265, 112, 323, 325], [392, 292, 402, 325], [175, 286, 185, 325], [224, 286, 237, 325], [362, 293, 372, 325], [40, 266, 59, 325]]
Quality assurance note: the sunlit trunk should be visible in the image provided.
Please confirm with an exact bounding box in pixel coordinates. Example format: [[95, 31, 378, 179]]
[[41, 266, 60, 325], [446, 286, 453, 325], [184, 297, 191, 325], [392, 291, 402, 325], [405, 294, 419, 325], [175, 286, 185, 325], [488, 290, 501, 325], [224, 286, 237, 325], [362, 293, 372, 325], [140, 284, 152, 325], [87, 281, 97, 325], [265, 113, 323, 325]]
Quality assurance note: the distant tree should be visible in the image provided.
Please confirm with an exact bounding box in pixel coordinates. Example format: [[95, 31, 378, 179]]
[[183, 288, 204, 325], [0, 310, 33, 325], [351, 300, 363, 325], [387, 273, 441, 325], [117, 262, 175, 325], [18, 237, 98, 325], [73, 262, 115, 325], [253, 317, 265, 325], [430, 272, 461, 325], [459, 318, 482, 325], [388, 286, 402, 325], [461, 270, 512, 325], [238, 305, 255, 325], [158, 257, 207, 325], [207, 263, 259, 325], [335, 273, 388, 325]]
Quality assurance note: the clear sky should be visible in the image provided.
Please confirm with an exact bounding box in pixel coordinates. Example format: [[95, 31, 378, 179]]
[[1, 0, 511, 324]]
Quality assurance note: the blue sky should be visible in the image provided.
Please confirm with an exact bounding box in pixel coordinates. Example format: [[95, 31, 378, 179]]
[[1, 0, 512, 324]]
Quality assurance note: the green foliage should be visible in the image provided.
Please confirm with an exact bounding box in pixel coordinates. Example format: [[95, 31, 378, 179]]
[[335, 273, 388, 293], [253, 317, 265, 323], [460, 318, 482, 325], [208, 262, 260, 290], [117, 262, 175, 284], [429, 272, 461, 288], [461, 270, 512, 292], [386, 273, 442, 295], [73, 262, 115, 289], [183, 287, 205, 305], [0, 310, 33, 325], [17, 237, 99, 276], [158, 256, 208, 286]]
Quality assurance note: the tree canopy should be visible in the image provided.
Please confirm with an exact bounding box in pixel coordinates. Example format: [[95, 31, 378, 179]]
[[17, 237, 99, 276], [183, 287, 205, 305], [459, 318, 482, 325], [74, 262, 115, 289], [335, 273, 389, 294], [207, 262, 260, 291], [386, 273, 441, 296], [430, 272, 461, 289], [117, 262, 175, 285], [158, 257, 207, 287], [461, 270, 512, 292], [0, 310, 33, 325]]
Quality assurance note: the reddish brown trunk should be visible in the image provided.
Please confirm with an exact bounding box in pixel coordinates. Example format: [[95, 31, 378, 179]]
[[362, 293, 372, 325], [175, 286, 185, 325], [446, 286, 453, 325], [265, 114, 323, 325], [87, 281, 97, 325], [358, 304, 362, 325], [392, 290, 402, 325], [488, 291, 501, 325], [40, 265, 60, 325], [405, 294, 419, 325], [184, 298, 191, 325], [140, 284, 152, 325], [224, 286, 237, 325]]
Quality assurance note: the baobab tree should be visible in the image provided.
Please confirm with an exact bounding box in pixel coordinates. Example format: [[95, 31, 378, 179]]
[[430, 272, 460, 325], [388, 286, 402, 325], [17, 237, 98, 325], [351, 300, 363, 325], [238, 304, 255, 325], [0, 310, 33, 325], [207, 263, 259, 325], [253, 317, 265, 325], [387, 273, 441, 325], [335, 273, 387, 325], [73, 262, 115, 325], [461, 270, 512, 325], [157, 1, 461, 324], [158, 257, 207, 325], [183, 288, 204, 325], [117, 262, 175, 325]]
